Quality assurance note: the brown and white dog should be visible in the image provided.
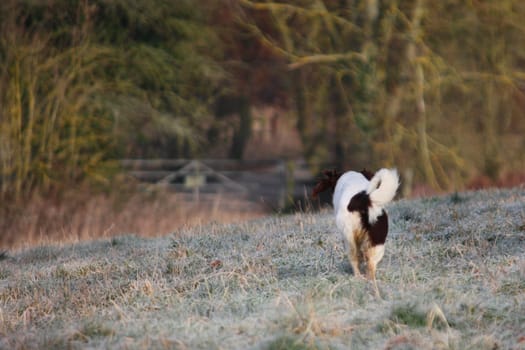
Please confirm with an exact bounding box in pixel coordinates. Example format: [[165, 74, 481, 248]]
[[312, 168, 399, 295]]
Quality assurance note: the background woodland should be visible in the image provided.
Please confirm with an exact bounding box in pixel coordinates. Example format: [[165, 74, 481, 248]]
[[1, 0, 525, 203]]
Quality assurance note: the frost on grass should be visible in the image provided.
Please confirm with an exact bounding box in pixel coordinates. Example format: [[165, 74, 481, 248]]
[[0, 187, 524, 349]]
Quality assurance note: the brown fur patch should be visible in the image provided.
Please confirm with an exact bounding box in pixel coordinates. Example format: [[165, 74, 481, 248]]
[[347, 191, 371, 213], [367, 212, 388, 246], [347, 191, 389, 246]]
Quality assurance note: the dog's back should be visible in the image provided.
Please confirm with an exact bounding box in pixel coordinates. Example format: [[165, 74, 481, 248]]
[[333, 171, 369, 215]]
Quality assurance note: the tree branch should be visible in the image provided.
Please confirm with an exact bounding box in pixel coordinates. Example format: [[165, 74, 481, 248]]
[[288, 52, 367, 70], [238, 0, 360, 32]]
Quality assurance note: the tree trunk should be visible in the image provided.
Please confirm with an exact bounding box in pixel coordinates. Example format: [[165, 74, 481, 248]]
[[409, 0, 438, 188]]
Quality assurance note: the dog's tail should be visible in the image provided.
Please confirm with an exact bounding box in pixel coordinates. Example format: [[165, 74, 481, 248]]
[[366, 168, 399, 207]]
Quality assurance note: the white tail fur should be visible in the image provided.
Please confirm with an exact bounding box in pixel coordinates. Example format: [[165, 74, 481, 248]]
[[367, 168, 399, 207]]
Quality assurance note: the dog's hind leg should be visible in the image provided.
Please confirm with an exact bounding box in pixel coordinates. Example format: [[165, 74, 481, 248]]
[[367, 244, 385, 298], [366, 244, 384, 280], [347, 234, 363, 278]]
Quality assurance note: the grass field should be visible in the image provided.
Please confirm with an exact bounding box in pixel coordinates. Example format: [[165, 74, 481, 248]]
[[1, 187, 524, 349]]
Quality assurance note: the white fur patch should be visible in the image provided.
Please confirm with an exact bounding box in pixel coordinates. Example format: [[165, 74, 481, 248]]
[[336, 211, 362, 244], [368, 205, 383, 224], [333, 171, 369, 214]]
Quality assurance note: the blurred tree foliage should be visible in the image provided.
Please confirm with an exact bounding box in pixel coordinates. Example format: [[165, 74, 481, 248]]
[[233, 0, 525, 189], [1, 0, 525, 202], [0, 0, 224, 200]]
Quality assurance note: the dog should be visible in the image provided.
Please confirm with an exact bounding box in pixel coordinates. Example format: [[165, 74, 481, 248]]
[[312, 168, 399, 295]]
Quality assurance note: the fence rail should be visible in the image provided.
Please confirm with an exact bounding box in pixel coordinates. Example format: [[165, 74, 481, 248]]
[[121, 158, 315, 209]]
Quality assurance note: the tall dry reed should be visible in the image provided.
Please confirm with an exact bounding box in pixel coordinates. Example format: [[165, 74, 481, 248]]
[[0, 188, 265, 250]]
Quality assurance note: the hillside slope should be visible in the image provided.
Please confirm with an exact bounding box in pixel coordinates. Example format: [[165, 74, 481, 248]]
[[1, 187, 524, 349]]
